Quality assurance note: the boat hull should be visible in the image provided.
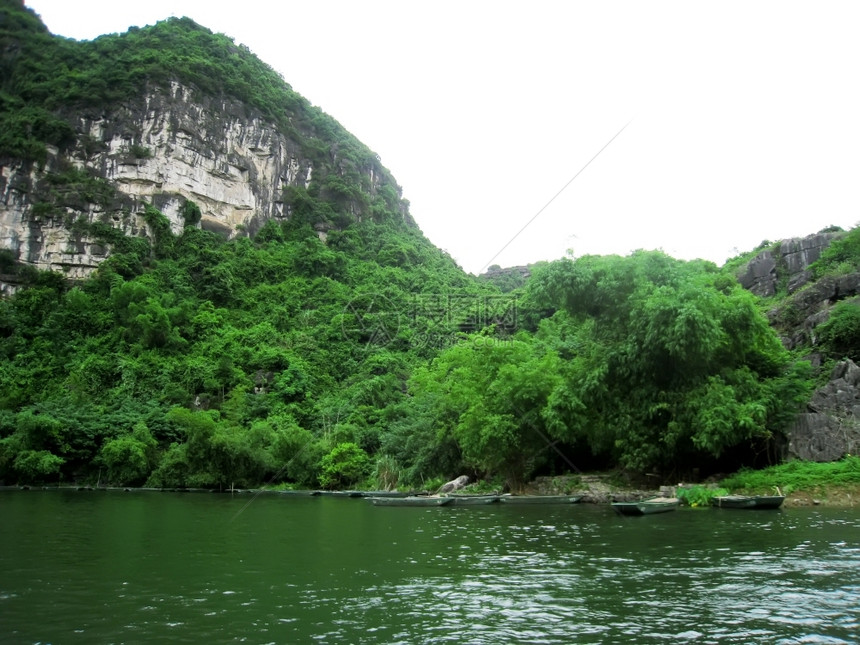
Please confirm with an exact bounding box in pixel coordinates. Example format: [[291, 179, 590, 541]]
[[367, 496, 453, 507], [359, 491, 413, 498], [447, 495, 500, 506], [612, 497, 680, 515], [498, 495, 582, 505], [711, 495, 785, 509]]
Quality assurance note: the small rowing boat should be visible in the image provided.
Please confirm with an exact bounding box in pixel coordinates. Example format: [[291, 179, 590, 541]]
[[366, 495, 453, 507], [498, 495, 582, 505], [447, 495, 500, 506], [711, 495, 785, 509], [612, 496, 680, 516]]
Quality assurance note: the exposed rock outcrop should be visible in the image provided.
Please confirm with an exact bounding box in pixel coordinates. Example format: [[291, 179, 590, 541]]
[[738, 233, 839, 298], [772, 276, 860, 351], [478, 264, 533, 292], [787, 360, 860, 461], [734, 232, 860, 351], [0, 82, 394, 279], [436, 475, 469, 495]]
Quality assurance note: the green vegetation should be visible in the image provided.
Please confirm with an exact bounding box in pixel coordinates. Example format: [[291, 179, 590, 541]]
[[0, 2, 847, 493], [524, 252, 813, 472], [815, 300, 860, 362], [721, 455, 860, 495], [0, 204, 489, 488], [318, 442, 371, 490], [676, 485, 730, 508], [810, 226, 858, 279], [5, 223, 817, 490]]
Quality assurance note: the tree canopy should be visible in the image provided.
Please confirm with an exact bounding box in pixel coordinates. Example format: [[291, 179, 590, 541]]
[[525, 252, 812, 471]]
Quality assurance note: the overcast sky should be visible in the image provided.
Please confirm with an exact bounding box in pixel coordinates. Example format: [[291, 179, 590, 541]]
[[24, 0, 860, 274]]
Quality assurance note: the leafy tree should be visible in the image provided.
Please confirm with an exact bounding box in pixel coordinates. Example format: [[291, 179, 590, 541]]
[[318, 442, 371, 489], [528, 251, 812, 471], [146, 442, 191, 488], [272, 422, 324, 487], [407, 335, 563, 489], [98, 423, 157, 485], [181, 200, 202, 226], [13, 449, 64, 481]]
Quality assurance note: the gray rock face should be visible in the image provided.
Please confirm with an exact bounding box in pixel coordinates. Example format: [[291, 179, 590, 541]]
[[736, 234, 860, 462], [787, 360, 860, 461], [437, 475, 469, 495], [781, 235, 833, 293], [738, 233, 838, 298], [738, 249, 778, 297], [0, 82, 391, 279], [767, 274, 860, 350], [735, 232, 860, 351]]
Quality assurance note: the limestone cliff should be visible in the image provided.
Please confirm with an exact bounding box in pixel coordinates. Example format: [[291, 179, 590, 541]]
[[0, 81, 402, 289]]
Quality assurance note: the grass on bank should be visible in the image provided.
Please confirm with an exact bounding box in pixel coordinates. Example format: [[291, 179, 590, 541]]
[[720, 455, 860, 495]]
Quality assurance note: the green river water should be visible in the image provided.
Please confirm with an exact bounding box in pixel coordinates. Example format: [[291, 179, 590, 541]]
[[0, 490, 857, 644]]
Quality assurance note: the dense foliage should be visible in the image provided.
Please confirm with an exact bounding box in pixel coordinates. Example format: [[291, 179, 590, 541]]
[[0, 238, 818, 489], [810, 226, 860, 279], [523, 252, 814, 472], [0, 207, 494, 487], [0, 2, 824, 490], [387, 252, 814, 488]]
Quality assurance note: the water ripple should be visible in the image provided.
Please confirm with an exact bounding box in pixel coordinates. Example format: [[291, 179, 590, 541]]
[[2, 494, 858, 643]]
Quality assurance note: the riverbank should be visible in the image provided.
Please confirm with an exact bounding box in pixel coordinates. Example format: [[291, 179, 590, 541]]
[[783, 485, 858, 507], [523, 456, 860, 508], [5, 456, 858, 507]]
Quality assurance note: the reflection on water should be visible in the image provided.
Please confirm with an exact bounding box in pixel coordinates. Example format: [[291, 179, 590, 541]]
[[0, 491, 858, 643]]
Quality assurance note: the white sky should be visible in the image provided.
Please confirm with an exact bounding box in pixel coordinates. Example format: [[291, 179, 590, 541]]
[[24, 0, 860, 274]]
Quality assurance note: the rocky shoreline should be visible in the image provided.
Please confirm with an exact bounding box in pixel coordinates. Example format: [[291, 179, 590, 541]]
[[526, 473, 860, 508]]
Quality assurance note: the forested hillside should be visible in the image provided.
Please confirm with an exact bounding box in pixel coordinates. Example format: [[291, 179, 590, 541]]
[[0, 1, 842, 490]]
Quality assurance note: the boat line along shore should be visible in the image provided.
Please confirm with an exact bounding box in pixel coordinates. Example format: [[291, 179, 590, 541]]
[[2, 483, 857, 507]]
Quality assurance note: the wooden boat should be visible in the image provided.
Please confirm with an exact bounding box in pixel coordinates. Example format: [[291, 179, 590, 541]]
[[366, 495, 453, 507], [358, 490, 413, 498], [447, 494, 500, 506], [314, 490, 364, 497], [498, 494, 582, 505], [612, 496, 680, 515], [711, 495, 785, 509], [277, 489, 321, 497]]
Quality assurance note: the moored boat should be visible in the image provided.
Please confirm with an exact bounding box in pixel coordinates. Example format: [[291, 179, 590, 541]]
[[358, 490, 413, 498], [367, 495, 453, 507], [277, 489, 321, 497], [447, 495, 500, 506], [314, 490, 364, 497], [711, 495, 785, 509], [498, 494, 582, 505], [612, 496, 680, 516]]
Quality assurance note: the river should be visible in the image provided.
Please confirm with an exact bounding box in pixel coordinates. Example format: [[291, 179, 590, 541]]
[[1, 490, 857, 644]]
